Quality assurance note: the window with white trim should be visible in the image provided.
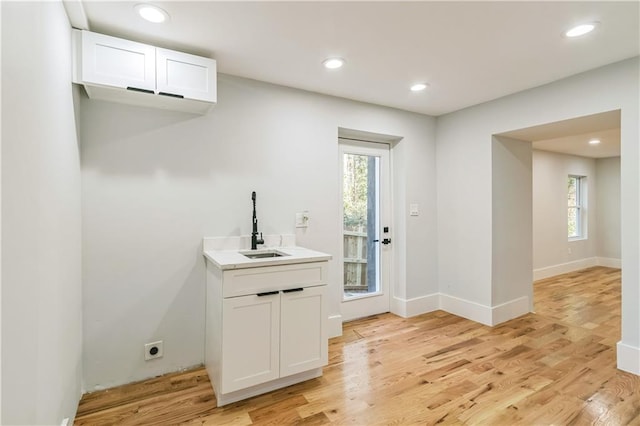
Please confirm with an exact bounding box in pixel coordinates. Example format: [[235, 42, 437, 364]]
[[568, 175, 586, 239]]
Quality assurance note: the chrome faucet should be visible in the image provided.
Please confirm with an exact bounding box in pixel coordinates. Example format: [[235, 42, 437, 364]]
[[251, 191, 264, 250]]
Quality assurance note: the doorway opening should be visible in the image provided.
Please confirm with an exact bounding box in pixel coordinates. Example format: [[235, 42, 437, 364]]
[[496, 109, 621, 317]]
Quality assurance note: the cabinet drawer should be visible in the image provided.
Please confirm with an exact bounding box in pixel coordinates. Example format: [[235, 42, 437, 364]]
[[222, 262, 327, 298]]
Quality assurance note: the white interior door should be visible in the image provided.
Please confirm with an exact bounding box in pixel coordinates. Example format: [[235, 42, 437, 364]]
[[339, 139, 391, 322]]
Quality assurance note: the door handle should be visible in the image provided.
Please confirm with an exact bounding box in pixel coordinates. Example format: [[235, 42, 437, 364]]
[[282, 288, 304, 293], [256, 291, 279, 297], [373, 238, 391, 244]]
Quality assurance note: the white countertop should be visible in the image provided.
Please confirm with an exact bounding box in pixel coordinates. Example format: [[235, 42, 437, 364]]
[[203, 235, 332, 270]]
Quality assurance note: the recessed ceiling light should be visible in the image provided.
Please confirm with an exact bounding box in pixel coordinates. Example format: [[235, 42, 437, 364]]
[[135, 4, 169, 23], [589, 139, 601, 145], [565, 23, 598, 38], [322, 58, 345, 69], [410, 83, 429, 92]]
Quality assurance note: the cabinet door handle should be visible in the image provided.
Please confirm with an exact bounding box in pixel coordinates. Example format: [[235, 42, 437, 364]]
[[158, 91, 185, 99], [126, 86, 154, 94], [256, 290, 279, 297], [282, 288, 304, 293]]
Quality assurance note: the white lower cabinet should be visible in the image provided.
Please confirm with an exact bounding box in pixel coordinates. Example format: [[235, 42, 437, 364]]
[[221, 292, 280, 393], [280, 286, 328, 377], [205, 260, 328, 406]]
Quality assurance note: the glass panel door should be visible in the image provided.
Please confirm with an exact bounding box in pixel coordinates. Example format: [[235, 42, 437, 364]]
[[340, 140, 390, 322]]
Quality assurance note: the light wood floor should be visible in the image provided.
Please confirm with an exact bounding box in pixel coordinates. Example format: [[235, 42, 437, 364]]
[[75, 266, 640, 425]]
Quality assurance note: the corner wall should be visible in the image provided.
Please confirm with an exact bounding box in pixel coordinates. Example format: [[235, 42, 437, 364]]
[[1, 1, 83, 424], [596, 157, 621, 262], [436, 57, 639, 374], [491, 136, 533, 316]]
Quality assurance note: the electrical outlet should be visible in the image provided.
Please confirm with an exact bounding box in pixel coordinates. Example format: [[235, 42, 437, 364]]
[[144, 340, 163, 361], [295, 211, 310, 228]]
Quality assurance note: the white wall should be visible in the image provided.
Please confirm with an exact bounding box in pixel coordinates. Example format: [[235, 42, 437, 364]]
[[80, 75, 437, 390], [532, 150, 598, 275], [596, 157, 621, 260], [492, 137, 532, 312], [436, 57, 639, 374], [1, 1, 83, 424]]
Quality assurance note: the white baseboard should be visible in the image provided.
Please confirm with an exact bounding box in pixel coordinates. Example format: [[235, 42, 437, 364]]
[[491, 296, 530, 325], [391, 294, 440, 318], [597, 257, 622, 268], [327, 314, 342, 338], [617, 341, 640, 375], [533, 257, 598, 281], [439, 293, 493, 326], [343, 293, 529, 328]]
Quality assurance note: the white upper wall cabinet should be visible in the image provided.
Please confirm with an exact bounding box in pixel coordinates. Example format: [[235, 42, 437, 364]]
[[156, 48, 217, 103], [79, 31, 156, 92], [73, 30, 217, 114]]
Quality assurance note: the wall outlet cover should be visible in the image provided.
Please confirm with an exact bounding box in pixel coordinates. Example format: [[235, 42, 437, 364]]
[[295, 211, 309, 228], [144, 340, 164, 361]]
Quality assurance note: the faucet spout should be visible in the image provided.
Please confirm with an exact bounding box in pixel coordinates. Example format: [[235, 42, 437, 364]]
[[251, 191, 264, 250]]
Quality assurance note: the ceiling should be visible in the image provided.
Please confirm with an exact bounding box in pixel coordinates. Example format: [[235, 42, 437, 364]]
[[70, 1, 639, 117], [501, 110, 621, 158]]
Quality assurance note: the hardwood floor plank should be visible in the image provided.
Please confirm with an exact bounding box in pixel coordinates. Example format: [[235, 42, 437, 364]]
[[75, 267, 638, 425]]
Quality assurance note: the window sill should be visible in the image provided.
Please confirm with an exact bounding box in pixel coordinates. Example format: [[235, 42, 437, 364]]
[[568, 237, 587, 242]]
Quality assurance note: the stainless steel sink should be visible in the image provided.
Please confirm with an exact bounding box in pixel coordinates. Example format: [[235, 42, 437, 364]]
[[240, 250, 288, 259]]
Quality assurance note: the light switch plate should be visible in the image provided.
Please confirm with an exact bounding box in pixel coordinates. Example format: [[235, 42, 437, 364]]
[[410, 204, 419, 216]]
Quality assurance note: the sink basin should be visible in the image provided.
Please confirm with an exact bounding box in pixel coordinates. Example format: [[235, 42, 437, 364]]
[[240, 250, 289, 259]]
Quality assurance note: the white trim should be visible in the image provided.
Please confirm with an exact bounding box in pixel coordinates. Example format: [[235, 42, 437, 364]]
[[596, 257, 622, 269], [388, 293, 530, 326], [390, 294, 439, 318], [491, 296, 530, 325], [533, 257, 598, 281], [616, 341, 640, 375], [327, 314, 343, 338], [62, 0, 89, 30], [439, 294, 493, 326]]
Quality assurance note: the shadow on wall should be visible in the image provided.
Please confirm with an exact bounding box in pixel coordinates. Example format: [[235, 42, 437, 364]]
[[79, 92, 219, 178]]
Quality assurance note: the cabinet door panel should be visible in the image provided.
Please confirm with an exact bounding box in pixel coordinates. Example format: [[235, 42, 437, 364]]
[[81, 31, 155, 91], [156, 48, 217, 102], [222, 294, 280, 393], [280, 286, 328, 377]]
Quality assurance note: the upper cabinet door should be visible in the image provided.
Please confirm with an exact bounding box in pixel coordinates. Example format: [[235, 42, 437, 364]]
[[81, 31, 156, 92], [156, 48, 217, 102]]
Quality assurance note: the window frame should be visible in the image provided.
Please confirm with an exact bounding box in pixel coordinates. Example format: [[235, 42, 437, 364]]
[[568, 175, 586, 240]]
